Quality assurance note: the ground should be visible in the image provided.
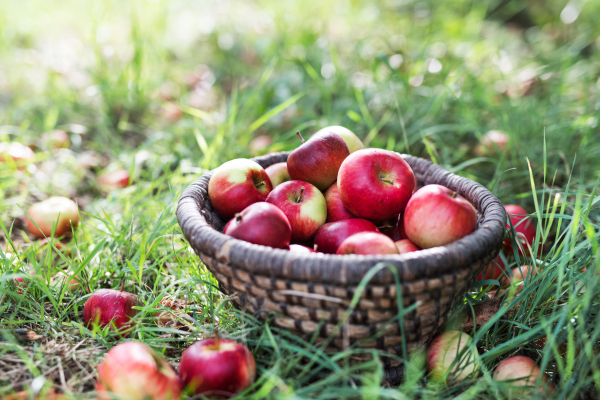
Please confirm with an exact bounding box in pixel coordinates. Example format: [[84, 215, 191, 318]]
[[1, 0, 600, 398]]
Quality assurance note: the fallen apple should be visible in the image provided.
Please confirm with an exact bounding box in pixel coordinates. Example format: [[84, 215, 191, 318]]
[[96, 341, 182, 400], [208, 159, 273, 220], [404, 184, 477, 249], [498, 265, 538, 300], [474, 130, 509, 156], [504, 204, 537, 256], [338, 149, 416, 220], [287, 131, 349, 191], [83, 288, 138, 336], [0, 142, 35, 167], [493, 355, 554, 394], [313, 219, 379, 254], [51, 271, 80, 291], [41, 130, 70, 149], [475, 256, 507, 287], [323, 181, 358, 223], [337, 232, 399, 255], [310, 126, 364, 153], [224, 202, 292, 249], [98, 170, 131, 191], [427, 330, 479, 382], [179, 338, 256, 398], [26, 197, 80, 239], [264, 162, 290, 188], [394, 239, 420, 254]]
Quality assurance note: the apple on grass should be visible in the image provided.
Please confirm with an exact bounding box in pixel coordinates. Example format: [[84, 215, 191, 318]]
[[266, 180, 326, 241], [493, 356, 554, 394], [0, 142, 35, 168], [427, 331, 479, 382], [404, 184, 477, 249], [395, 239, 420, 254], [313, 219, 379, 254], [338, 149, 416, 220], [224, 202, 292, 249], [41, 129, 70, 149], [287, 131, 350, 191], [264, 162, 290, 187], [474, 130, 509, 156], [475, 256, 507, 288], [324, 181, 358, 223], [83, 288, 138, 337], [504, 204, 537, 256], [98, 169, 131, 191], [96, 341, 182, 400], [336, 232, 398, 255], [496, 265, 538, 300], [208, 159, 273, 220], [26, 196, 80, 239], [179, 338, 256, 398], [310, 126, 364, 153]]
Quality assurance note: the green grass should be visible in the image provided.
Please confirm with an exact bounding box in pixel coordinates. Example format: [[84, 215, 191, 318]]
[[1, 0, 600, 398]]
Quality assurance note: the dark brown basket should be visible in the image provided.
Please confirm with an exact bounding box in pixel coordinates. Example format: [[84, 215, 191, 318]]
[[177, 152, 506, 383]]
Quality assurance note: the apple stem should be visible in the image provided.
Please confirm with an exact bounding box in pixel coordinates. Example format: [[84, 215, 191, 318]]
[[381, 178, 394, 185], [120, 280, 124, 292], [450, 191, 458, 199], [297, 186, 305, 203], [215, 328, 220, 350], [296, 130, 305, 144], [235, 213, 243, 223], [255, 181, 265, 188]]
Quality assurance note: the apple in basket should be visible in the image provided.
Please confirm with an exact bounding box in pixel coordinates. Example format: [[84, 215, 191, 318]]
[[208, 159, 273, 220], [83, 288, 138, 337], [224, 202, 292, 249], [404, 184, 477, 249], [310, 126, 365, 154], [179, 338, 256, 398], [26, 196, 80, 239], [394, 239, 420, 254], [288, 244, 317, 253], [313, 219, 379, 254], [336, 232, 399, 255], [504, 204, 537, 255], [96, 341, 182, 400], [323, 181, 358, 223], [287, 131, 350, 191], [379, 214, 408, 242], [337, 149, 416, 221], [264, 162, 290, 188], [427, 331, 479, 382], [493, 356, 555, 395]]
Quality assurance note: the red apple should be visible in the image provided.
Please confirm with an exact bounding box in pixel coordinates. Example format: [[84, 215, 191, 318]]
[[97, 341, 182, 400], [264, 162, 290, 188], [266, 180, 326, 241], [41, 129, 70, 149], [288, 244, 316, 253], [476, 256, 507, 287], [427, 331, 479, 382], [83, 288, 138, 336], [474, 130, 509, 156], [179, 338, 256, 398], [208, 159, 273, 220], [323, 181, 358, 223], [311, 126, 364, 153], [395, 239, 420, 254], [287, 131, 349, 191], [337, 232, 399, 255], [313, 219, 379, 254], [224, 202, 291, 249], [337, 149, 416, 220], [26, 197, 80, 239], [504, 204, 537, 256], [0, 142, 35, 167], [493, 356, 554, 394], [498, 265, 538, 299], [99, 170, 131, 191], [404, 184, 477, 249]]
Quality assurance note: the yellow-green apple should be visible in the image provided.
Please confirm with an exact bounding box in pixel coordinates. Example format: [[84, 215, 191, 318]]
[[179, 338, 256, 398], [288, 244, 316, 253], [394, 239, 420, 254], [99, 169, 131, 191], [474, 130, 509, 156], [323, 181, 358, 222], [313, 219, 379, 254], [83, 288, 138, 337], [504, 204, 537, 256], [427, 331, 479, 382], [287, 131, 349, 191], [266, 180, 326, 241], [311, 126, 364, 153], [264, 162, 290, 188], [208, 159, 273, 220], [0, 142, 35, 168], [404, 185, 477, 249], [493, 356, 554, 394], [337, 232, 399, 255], [26, 197, 80, 239], [96, 341, 182, 400], [338, 149, 416, 220], [224, 202, 291, 249]]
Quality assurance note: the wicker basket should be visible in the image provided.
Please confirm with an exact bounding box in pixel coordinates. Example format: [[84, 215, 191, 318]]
[[177, 152, 506, 383]]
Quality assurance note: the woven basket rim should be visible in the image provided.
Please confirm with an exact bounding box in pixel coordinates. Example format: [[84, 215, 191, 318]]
[[177, 151, 506, 286]]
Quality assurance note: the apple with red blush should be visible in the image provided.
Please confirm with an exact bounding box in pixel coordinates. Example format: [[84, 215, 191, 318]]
[[0, 142, 35, 168], [310, 126, 364, 153], [474, 130, 509, 156], [288, 244, 317, 253], [338, 149, 416, 220], [498, 265, 538, 300], [266, 180, 326, 241], [224, 202, 291, 249], [313, 219, 379, 254], [337, 232, 398, 255], [323, 181, 357, 223], [395, 239, 420, 254], [493, 355, 554, 394], [41, 129, 70, 149], [264, 162, 290, 188], [96, 341, 182, 400], [26, 196, 80, 239], [404, 184, 477, 249], [504, 204, 537, 256], [99, 169, 131, 191], [208, 159, 273, 220], [179, 338, 255, 398], [287, 131, 349, 191], [83, 288, 138, 336], [427, 331, 479, 382], [475, 256, 507, 287]]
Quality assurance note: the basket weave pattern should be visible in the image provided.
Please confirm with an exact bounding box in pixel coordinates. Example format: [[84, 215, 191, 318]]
[[177, 152, 506, 375]]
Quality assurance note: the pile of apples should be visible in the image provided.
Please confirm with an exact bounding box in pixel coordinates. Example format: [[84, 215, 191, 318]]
[[209, 126, 479, 255]]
